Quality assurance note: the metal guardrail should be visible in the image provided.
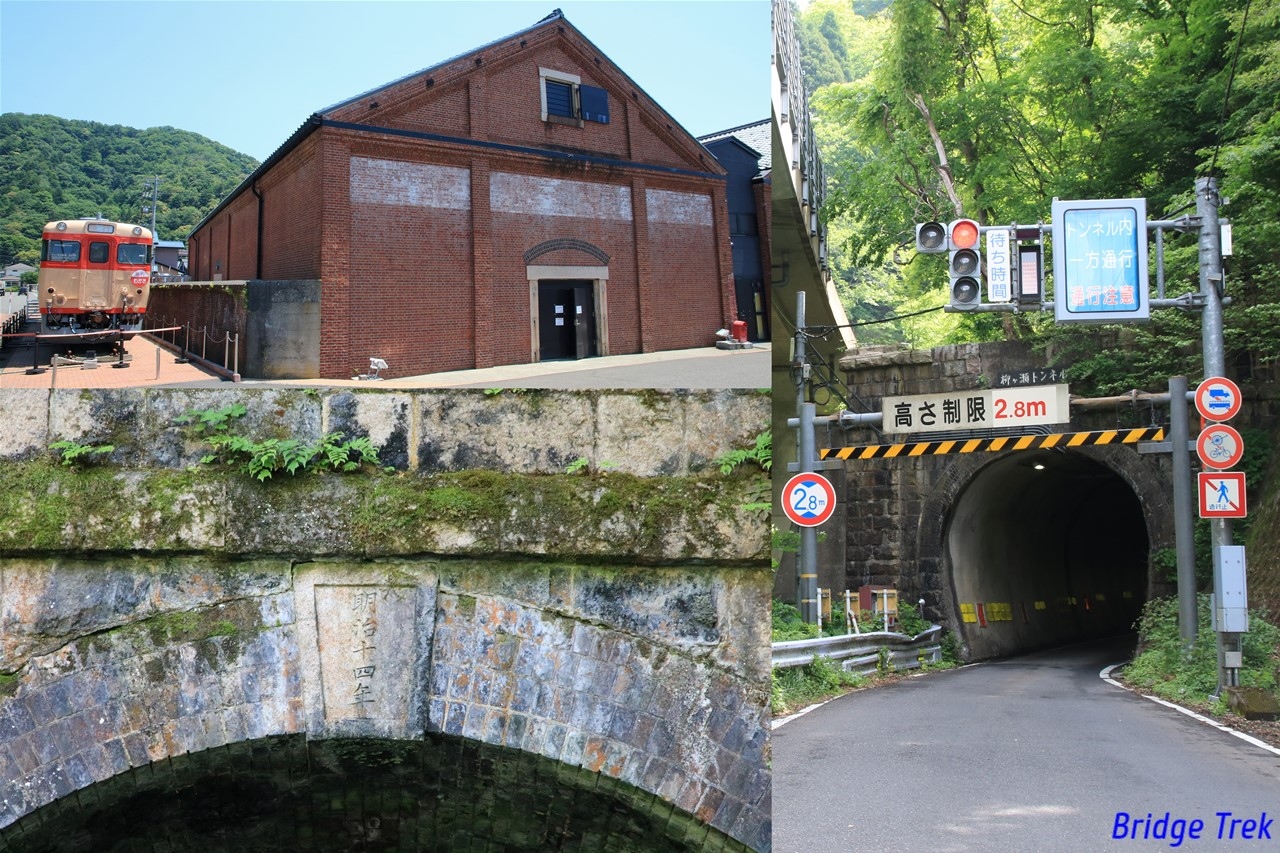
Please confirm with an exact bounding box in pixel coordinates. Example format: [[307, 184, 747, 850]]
[[772, 626, 944, 676]]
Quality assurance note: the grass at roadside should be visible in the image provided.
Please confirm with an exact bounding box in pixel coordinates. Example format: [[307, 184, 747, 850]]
[[771, 599, 960, 716], [1115, 594, 1280, 748]]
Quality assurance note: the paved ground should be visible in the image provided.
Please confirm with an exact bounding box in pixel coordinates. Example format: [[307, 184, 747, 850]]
[[773, 637, 1280, 853], [1, 316, 769, 390], [0, 333, 221, 389]]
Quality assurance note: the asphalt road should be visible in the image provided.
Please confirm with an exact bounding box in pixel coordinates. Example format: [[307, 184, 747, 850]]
[[772, 637, 1280, 853]]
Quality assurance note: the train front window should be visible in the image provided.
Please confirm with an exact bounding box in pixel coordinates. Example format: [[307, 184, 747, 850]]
[[89, 241, 109, 264], [117, 242, 150, 265], [42, 239, 80, 263]]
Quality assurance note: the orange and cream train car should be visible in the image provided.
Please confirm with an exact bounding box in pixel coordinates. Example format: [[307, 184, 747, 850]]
[[38, 218, 152, 334]]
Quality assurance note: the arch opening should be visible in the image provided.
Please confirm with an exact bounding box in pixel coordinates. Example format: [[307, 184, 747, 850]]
[[2, 734, 741, 852], [946, 450, 1149, 660]]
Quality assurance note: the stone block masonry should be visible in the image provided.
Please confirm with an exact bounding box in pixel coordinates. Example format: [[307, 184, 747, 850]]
[[0, 389, 771, 851]]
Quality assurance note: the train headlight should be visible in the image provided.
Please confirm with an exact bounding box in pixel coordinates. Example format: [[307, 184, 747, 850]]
[[55, 221, 67, 231], [132, 227, 143, 235]]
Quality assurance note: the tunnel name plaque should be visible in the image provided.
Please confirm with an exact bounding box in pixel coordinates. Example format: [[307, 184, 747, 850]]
[[314, 584, 417, 723]]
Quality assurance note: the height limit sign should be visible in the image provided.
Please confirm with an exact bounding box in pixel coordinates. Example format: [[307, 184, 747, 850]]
[[783, 473, 837, 527]]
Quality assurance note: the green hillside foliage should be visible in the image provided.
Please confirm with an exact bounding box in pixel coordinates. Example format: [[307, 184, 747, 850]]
[[798, 0, 1280, 385], [0, 113, 258, 265]]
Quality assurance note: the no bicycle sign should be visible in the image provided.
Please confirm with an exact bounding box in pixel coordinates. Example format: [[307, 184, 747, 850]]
[[782, 472, 837, 528]]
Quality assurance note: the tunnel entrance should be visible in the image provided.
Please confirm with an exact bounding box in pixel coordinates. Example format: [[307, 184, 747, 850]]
[[946, 449, 1149, 660], [1, 734, 743, 852]]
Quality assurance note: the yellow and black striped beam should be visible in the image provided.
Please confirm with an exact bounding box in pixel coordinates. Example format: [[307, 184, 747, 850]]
[[820, 427, 1165, 461]]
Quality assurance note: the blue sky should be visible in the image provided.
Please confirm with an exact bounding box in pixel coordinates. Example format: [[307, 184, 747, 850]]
[[0, 0, 768, 162]]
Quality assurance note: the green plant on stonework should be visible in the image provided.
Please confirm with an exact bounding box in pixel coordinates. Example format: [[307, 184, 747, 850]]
[[1123, 595, 1280, 703], [49, 440, 115, 467], [175, 406, 380, 480], [714, 430, 772, 474], [564, 457, 618, 475], [173, 402, 247, 434], [203, 432, 379, 481]]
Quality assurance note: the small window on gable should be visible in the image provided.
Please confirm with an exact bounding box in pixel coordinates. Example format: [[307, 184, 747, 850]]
[[540, 67, 609, 126]]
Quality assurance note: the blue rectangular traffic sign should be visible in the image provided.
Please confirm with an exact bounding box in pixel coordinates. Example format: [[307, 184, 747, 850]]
[[1052, 198, 1150, 324]]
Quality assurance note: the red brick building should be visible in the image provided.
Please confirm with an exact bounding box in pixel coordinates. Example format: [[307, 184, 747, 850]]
[[188, 10, 736, 379]]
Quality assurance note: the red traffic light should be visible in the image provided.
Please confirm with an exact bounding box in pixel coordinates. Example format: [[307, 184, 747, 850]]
[[949, 219, 980, 250]]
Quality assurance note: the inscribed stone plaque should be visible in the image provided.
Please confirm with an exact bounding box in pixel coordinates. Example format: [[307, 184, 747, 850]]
[[314, 585, 416, 723]]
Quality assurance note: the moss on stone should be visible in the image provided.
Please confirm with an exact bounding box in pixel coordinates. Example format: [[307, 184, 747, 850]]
[[0, 670, 21, 699], [0, 454, 767, 563]]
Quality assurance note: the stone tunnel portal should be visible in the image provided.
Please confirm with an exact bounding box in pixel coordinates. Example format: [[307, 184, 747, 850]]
[[0, 734, 740, 852], [946, 449, 1149, 660]]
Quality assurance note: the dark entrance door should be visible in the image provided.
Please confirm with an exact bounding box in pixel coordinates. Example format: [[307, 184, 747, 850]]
[[538, 280, 597, 361]]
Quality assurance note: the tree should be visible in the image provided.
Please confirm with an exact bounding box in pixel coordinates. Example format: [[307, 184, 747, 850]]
[[800, 0, 1279, 357]]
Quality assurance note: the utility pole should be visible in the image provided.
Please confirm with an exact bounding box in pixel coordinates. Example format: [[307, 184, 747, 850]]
[[1196, 176, 1242, 694], [793, 291, 820, 624], [142, 176, 161, 276]]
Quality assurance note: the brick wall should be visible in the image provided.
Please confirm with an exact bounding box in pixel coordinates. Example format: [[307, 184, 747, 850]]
[[188, 17, 731, 380]]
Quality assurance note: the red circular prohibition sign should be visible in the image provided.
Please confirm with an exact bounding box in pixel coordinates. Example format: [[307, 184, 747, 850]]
[[782, 472, 837, 528]]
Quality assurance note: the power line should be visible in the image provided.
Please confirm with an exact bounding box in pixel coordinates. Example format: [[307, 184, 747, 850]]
[[1207, 0, 1253, 179], [803, 303, 946, 337]]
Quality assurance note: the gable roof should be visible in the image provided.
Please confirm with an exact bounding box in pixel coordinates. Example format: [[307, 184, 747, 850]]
[[700, 119, 771, 177], [192, 10, 723, 238], [319, 9, 718, 173]]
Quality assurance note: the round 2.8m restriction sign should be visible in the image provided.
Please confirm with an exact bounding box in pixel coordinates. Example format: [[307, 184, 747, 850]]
[[782, 472, 837, 528]]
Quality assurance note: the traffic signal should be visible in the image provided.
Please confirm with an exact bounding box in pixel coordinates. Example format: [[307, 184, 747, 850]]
[[915, 221, 947, 254], [948, 218, 981, 310]]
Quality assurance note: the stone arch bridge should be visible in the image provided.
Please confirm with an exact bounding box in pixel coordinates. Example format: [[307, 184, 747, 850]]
[[795, 341, 1277, 661], [0, 388, 771, 852]]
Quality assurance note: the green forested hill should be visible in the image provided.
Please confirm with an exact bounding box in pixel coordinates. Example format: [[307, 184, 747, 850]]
[[0, 113, 258, 265]]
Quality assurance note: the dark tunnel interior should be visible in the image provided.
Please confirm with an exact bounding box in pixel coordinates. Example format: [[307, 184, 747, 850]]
[[946, 450, 1149, 660], [0, 735, 739, 853]]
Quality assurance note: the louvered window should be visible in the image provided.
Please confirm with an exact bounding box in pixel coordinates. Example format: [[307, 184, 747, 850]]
[[545, 80, 574, 118]]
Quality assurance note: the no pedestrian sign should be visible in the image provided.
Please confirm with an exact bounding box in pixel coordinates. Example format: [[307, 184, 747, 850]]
[[1199, 472, 1247, 519], [782, 472, 836, 528]]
